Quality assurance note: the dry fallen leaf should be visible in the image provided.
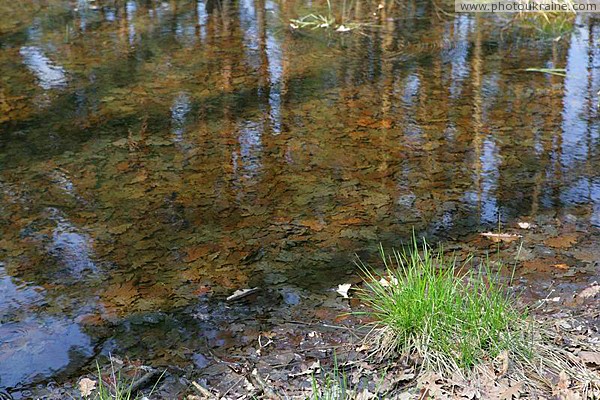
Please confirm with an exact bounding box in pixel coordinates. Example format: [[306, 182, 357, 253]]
[[517, 222, 532, 229], [554, 371, 582, 400], [356, 343, 371, 352], [459, 384, 478, 400], [417, 372, 450, 400], [356, 389, 374, 400], [289, 361, 321, 378], [500, 382, 523, 400], [379, 276, 399, 287], [336, 283, 352, 298], [495, 350, 509, 377], [480, 232, 522, 243], [578, 284, 600, 299], [79, 377, 97, 398], [109, 354, 124, 365], [395, 371, 416, 381], [579, 351, 600, 366]]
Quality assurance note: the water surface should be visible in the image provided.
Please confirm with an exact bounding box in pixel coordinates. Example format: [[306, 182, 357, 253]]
[[1, 0, 600, 389]]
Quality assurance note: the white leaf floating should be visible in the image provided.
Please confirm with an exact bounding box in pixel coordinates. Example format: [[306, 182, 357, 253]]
[[336, 283, 352, 298], [517, 222, 532, 229], [226, 287, 259, 301]]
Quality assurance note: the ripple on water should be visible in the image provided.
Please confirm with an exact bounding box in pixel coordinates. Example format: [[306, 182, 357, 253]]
[[0, 318, 92, 388], [0, 266, 93, 389]]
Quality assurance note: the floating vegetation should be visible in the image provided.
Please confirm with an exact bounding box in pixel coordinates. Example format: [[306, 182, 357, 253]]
[[510, 0, 578, 36], [525, 67, 567, 77], [290, 13, 337, 30], [289, 0, 377, 32]]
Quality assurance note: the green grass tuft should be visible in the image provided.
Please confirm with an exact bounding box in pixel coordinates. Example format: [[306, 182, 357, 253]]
[[92, 358, 164, 400], [310, 366, 348, 400], [357, 239, 529, 374]]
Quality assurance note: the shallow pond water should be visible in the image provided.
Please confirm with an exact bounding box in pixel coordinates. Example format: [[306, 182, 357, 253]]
[[1, 0, 600, 391]]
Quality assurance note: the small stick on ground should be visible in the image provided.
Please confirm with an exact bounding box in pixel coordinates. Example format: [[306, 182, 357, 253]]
[[191, 381, 217, 399], [129, 368, 161, 393], [246, 369, 281, 399]]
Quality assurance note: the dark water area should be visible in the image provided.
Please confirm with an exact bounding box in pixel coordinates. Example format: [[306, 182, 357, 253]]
[[1, 0, 599, 391]]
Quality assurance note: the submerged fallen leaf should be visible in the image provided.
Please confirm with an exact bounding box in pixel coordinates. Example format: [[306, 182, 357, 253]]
[[130, 170, 148, 184], [545, 233, 578, 249], [335, 217, 365, 225], [480, 232, 522, 243], [551, 263, 569, 270], [116, 161, 130, 172], [184, 246, 212, 263], [79, 377, 96, 397], [336, 283, 352, 298], [298, 219, 324, 231], [108, 223, 132, 235]]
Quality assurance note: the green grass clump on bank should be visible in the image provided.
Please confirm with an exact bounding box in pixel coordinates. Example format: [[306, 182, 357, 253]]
[[310, 363, 349, 400], [91, 359, 163, 400], [93, 361, 140, 400], [309, 239, 598, 398], [358, 240, 529, 374]]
